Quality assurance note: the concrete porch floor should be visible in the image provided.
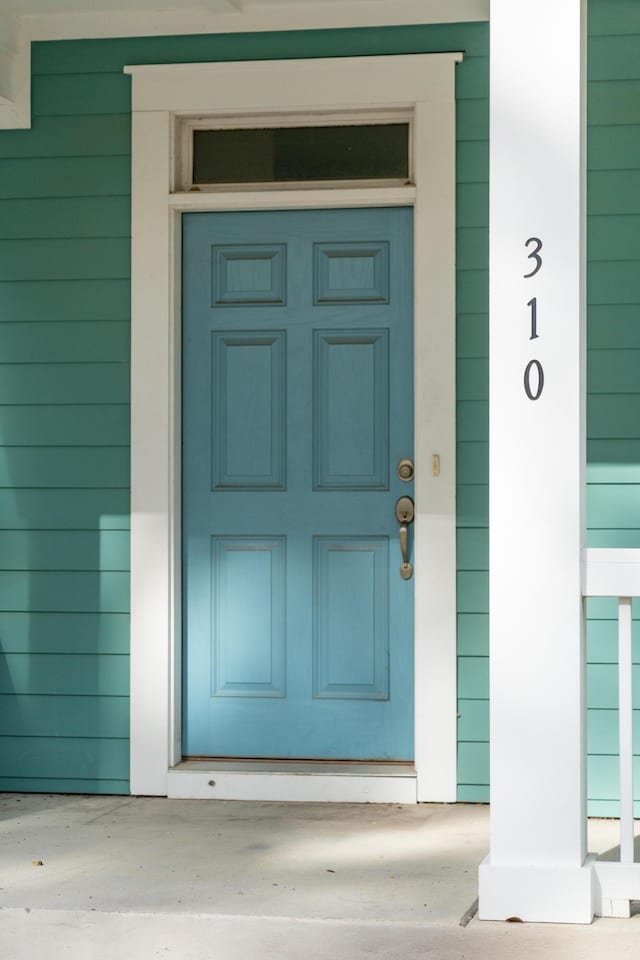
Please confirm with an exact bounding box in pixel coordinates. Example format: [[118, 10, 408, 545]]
[[1, 793, 639, 959]]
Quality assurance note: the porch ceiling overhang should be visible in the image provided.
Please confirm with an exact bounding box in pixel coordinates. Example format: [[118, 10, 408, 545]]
[[0, 0, 488, 127]]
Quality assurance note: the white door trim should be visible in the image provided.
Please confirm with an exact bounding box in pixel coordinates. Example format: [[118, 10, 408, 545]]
[[127, 52, 460, 802]]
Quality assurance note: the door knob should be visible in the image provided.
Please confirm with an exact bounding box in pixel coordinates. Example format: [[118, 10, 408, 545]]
[[395, 496, 415, 580]]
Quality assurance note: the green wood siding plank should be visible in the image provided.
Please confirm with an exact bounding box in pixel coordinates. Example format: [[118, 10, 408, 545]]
[[454, 57, 489, 101], [0, 777, 128, 793], [589, 305, 640, 348], [457, 141, 489, 184], [588, 349, 640, 394], [0, 281, 130, 323], [0, 489, 129, 528], [30, 23, 489, 75], [457, 315, 488, 359], [0, 364, 129, 405], [32, 73, 131, 117], [588, 396, 640, 438], [0, 321, 129, 363], [0, 405, 128, 445], [589, 0, 640, 37], [0, 571, 129, 613], [457, 784, 489, 802], [0, 612, 129, 655], [457, 270, 488, 314], [0, 694, 129, 738], [457, 184, 489, 228], [589, 216, 640, 261], [588, 261, 640, 303], [457, 357, 488, 401], [587, 708, 640, 754], [587, 663, 640, 709], [457, 485, 489, 528], [457, 442, 488, 485], [587, 597, 640, 619], [588, 755, 640, 802], [0, 197, 130, 240], [0, 157, 131, 200], [589, 35, 640, 81], [0, 530, 129, 571], [587, 529, 640, 548], [0, 736, 128, 780], [457, 528, 488, 571], [588, 484, 640, 528], [457, 614, 488, 657], [588, 172, 640, 217], [457, 401, 488, 442], [588, 127, 640, 171], [0, 239, 129, 281], [457, 699, 489, 742], [457, 741, 489, 785], [0, 448, 129, 489], [456, 99, 488, 142], [0, 114, 130, 160], [457, 573, 489, 614], [0, 654, 129, 696], [457, 227, 488, 271], [588, 80, 640, 126]]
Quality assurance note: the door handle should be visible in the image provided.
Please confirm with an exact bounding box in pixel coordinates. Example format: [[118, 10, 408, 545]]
[[395, 496, 415, 580]]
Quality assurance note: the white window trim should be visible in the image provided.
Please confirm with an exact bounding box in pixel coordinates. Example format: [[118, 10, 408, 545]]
[[126, 52, 460, 802]]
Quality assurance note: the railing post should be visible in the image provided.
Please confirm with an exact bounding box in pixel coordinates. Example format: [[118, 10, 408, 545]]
[[618, 597, 634, 864]]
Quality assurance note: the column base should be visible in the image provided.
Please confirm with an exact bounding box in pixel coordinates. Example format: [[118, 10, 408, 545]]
[[479, 854, 596, 924]]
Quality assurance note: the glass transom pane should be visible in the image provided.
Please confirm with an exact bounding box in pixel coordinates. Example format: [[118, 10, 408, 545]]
[[192, 124, 410, 184]]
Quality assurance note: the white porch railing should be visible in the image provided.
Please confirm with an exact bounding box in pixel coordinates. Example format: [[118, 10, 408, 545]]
[[582, 548, 640, 918]]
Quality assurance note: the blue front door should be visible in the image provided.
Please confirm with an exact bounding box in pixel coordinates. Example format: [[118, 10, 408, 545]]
[[182, 207, 414, 760]]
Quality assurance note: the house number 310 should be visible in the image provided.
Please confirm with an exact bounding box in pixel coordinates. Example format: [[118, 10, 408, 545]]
[[523, 237, 544, 400]]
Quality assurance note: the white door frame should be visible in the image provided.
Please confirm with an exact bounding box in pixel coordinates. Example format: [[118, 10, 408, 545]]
[[126, 52, 460, 802]]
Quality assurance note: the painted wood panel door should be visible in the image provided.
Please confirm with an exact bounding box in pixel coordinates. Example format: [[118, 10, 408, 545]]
[[182, 207, 414, 759]]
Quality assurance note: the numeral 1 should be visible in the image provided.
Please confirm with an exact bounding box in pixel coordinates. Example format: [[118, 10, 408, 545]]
[[527, 297, 538, 340]]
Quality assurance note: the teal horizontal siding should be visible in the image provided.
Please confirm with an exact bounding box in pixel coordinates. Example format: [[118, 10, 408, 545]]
[[588, 80, 640, 126], [457, 442, 488, 484], [589, 306, 640, 348], [0, 405, 128, 445], [589, 127, 640, 170], [0, 114, 130, 160], [0, 695, 129, 737], [0, 530, 129, 571], [30, 23, 489, 75], [0, 280, 130, 323], [457, 315, 488, 358], [457, 357, 488, 400], [0, 612, 129, 654], [0, 156, 131, 200], [589, 216, 640, 261], [0, 737, 128, 780], [0, 654, 129, 695], [457, 614, 488, 657], [0, 448, 129, 488], [32, 73, 131, 117], [0, 197, 130, 239], [0, 777, 128, 793], [0, 239, 130, 281], [457, 528, 488, 571], [0, 322, 129, 362], [0, 489, 129, 528], [0, 364, 129, 404], [588, 350, 640, 393], [457, 485, 488, 528], [0, 571, 129, 612], [457, 699, 489, 742]]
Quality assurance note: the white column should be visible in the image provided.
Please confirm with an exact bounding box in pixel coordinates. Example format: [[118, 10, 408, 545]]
[[479, 0, 594, 923]]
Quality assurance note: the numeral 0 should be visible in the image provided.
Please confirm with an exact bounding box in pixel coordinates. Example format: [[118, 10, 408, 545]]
[[524, 359, 544, 401]]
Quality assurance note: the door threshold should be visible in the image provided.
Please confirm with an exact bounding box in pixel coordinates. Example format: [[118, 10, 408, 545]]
[[168, 759, 417, 803]]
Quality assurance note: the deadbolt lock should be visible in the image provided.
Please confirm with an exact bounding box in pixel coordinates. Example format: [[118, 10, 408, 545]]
[[397, 458, 415, 482]]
